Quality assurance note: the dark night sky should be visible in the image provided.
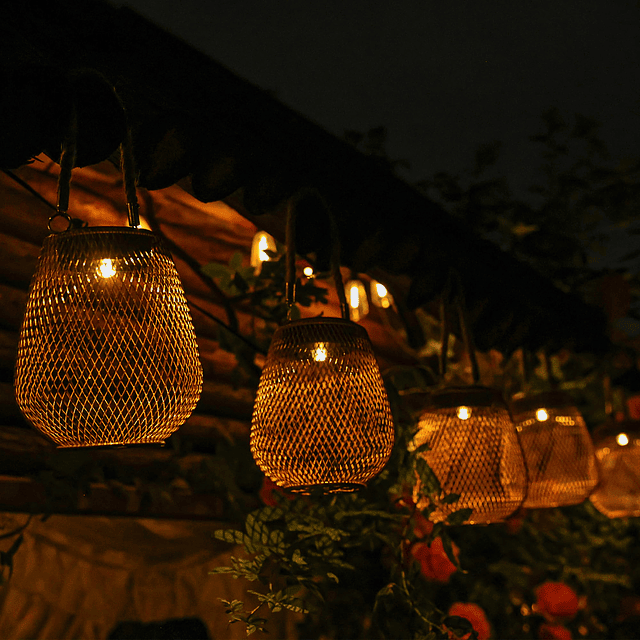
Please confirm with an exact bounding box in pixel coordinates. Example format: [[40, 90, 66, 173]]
[[116, 0, 640, 191]]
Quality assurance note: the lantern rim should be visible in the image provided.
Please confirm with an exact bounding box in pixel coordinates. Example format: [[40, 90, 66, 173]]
[[510, 390, 577, 414], [426, 385, 506, 410], [48, 225, 155, 237], [273, 316, 369, 338]]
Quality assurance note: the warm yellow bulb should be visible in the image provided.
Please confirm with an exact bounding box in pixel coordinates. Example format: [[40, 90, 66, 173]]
[[349, 284, 360, 309], [457, 406, 471, 420], [258, 235, 270, 262], [98, 258, 116, 279], [617, 432, 630, 446], [312, 344, 327, 362], [375, 282, 388, 297], [535, 408, 549, 422], [303, 266, 314, 277]]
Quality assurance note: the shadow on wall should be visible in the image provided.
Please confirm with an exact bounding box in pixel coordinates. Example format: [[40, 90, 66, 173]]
[[108, 617, 211, 639]]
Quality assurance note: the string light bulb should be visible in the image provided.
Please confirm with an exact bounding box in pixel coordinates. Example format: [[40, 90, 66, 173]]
[[250, 231, 277, 271], [370, 280, 393, 308], [345, 279, 369, 322]]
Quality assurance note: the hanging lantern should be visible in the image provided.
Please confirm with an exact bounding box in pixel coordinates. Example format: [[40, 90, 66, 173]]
[[250, 190, 394, 493], [250, 231, 277, 271], [589, 421, 640, 518], [251, 317, 394, 492], [15, 226, 203, 447], [412, 273, 527, 524], [510, 391, 598, 508], [370, 280, 393, 309], [14, 120, 202, 447], [345, 278, 369, 322], [414, 386, 527, 524]]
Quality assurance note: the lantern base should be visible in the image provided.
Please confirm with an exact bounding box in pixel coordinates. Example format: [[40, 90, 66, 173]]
[[56, 438, 166, 448], [285, 482, 365, 495]]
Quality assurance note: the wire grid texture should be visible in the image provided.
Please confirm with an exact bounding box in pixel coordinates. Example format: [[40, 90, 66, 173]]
[[251, 318, 395, 493], [15, 228, 202, 447], [512, 405, 598, 508], [590, 432, 640, 518], [413, 404, 527, 524]]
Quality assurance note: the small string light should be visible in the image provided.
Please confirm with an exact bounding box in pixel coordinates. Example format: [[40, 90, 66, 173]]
[[346, 279, 369, 322], [303, 266, 314, 278], [250, 231, 277, 270], [371, 280, 393, 308]]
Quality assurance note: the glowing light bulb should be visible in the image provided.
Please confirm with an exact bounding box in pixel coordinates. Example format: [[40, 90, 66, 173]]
[[303, 266, 314, 278], [250, 231, 277, 270], [535, 408, 549, 422], [98, 258, 116, 279], [345, 279, 369, 322], [616, 432, 629, 446], [370, 280, 393, 309], [312, 344, 328, 362], [350, 285, 360, 309], [457, 406, 471, 420], [258, 235, 269, 261]]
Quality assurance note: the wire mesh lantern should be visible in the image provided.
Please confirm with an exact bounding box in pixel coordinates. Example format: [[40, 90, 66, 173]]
[[14, 127, 202, 447], [510, 391, 598, 508], [250, 191, 394, 493], [414, 386, 527, 524], [412, 275, 527, 524], [589, 420, 640, 518]]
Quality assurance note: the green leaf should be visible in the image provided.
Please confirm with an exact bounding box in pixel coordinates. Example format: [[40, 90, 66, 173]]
[[229, 251, 244, 271], [441, 493, 461, 505], [326, 572, 339, 583], [416, 457, 441, 495], [214, 529, 247, 545]]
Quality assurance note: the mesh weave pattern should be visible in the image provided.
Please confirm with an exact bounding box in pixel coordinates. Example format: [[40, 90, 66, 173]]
[[590, 422, 640, 518], [511, 393, 598, 508], [413, 387, 526, 524], [251, 318, 394, 493], [15, 227, 202, 447]]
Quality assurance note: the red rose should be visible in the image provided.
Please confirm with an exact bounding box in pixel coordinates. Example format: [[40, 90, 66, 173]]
[[535, 582, 579, 622], [447, 602, 491, 640], [411, 537, 459, 583], [539, 623, 572, 640], [413, 510, 434, 538]]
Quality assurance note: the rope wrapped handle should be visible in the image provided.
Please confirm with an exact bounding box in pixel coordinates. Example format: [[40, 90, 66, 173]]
[[285, 189, 349, 322], [52, 89, 139, 232]]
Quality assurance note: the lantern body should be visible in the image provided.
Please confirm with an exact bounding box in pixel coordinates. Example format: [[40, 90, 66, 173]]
[[251, 317, 394, 493], [15, 227, 202, 447], [589, 421, 640, 518], [413, 387, 527, 524], [510, 392, 598, 508]]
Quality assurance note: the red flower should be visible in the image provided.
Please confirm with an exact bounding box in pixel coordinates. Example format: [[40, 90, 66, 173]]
[[411, 537, 459, 582], [413, 510, 434, 538], [258, 476, 294, 506], [447, 602, 491, 640], [539, 623, 572, 640], [535, 582, 579, 623]]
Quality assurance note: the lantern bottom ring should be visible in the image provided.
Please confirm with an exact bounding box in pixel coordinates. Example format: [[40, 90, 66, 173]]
[[284, 482, 365, 495], [56, 437, 166, 449]]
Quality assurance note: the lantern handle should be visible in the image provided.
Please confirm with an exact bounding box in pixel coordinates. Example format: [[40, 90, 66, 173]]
[[120, 125, 140, 228], [285, 188, 349, 322], [452, 270, 481, 385], [51, 102, 87, 233]]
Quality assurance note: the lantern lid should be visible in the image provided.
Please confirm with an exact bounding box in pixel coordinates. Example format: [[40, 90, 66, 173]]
[[510, 390, 576, 414], [592, 419, 640, 445], [426, 385, 506, 410]]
